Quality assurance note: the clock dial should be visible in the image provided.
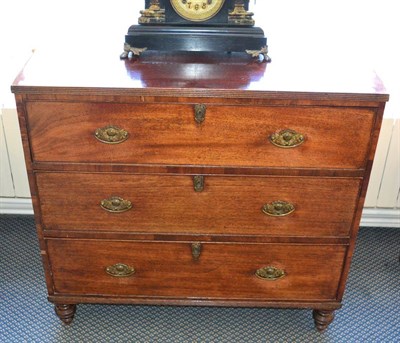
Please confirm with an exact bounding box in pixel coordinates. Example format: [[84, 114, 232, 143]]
[[170, 0, 226, 22]]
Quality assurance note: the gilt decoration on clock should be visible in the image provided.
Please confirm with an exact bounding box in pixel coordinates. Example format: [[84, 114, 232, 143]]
[[120, 0, 270, 61]]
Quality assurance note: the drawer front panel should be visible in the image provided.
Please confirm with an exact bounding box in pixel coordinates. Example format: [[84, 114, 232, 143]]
[[37, 173, 361, 237], [47, 239, 346, 300], [27, 102, 375, 169]]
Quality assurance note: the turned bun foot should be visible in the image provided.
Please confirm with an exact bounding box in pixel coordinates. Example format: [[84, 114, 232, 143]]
[[55, 304, 77, 325], [313, 309, 335, 332]]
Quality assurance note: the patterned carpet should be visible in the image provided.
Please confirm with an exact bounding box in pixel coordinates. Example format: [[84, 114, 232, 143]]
[[0, 215, 399, 342]]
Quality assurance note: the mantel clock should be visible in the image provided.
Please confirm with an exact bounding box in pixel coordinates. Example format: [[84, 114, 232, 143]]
[[120, 0, 270, 61]]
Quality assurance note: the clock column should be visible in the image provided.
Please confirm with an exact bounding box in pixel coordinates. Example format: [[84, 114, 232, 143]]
[[229, 0, 255, 25], [139, 0, 165, 24]]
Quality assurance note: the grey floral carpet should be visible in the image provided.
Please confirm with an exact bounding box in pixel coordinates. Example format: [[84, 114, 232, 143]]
[[0, 215, 399, 342]]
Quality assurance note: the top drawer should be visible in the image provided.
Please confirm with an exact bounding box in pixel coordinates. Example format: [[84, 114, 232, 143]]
[[26, 101, 375, 169]]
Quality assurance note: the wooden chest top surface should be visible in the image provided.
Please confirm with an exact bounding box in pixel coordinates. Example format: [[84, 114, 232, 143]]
[[11, 49, 389, 103]]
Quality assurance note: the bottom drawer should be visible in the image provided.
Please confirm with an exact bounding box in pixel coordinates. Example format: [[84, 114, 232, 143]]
[[47, 240, 346, 301]]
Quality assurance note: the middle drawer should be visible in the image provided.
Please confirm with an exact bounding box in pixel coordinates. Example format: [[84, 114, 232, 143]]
[[37, 173, 361, 237]]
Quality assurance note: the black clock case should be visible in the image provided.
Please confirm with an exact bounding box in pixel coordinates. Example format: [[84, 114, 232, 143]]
[[124, 25, 267, 54]]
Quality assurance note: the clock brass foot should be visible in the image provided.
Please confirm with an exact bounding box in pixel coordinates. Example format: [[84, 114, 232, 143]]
[[120, 43, 147, 59], [246, 46, 271, 63]]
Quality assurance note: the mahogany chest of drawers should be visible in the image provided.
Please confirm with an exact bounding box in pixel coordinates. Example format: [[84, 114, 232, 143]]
[[12, 50, 388, 331]]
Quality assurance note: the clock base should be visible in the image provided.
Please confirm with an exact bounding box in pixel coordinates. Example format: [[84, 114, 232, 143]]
[[120, 25, 269, 61]]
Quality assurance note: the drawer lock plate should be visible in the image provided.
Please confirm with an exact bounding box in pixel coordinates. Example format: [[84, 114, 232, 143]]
[[191, 242, 202, 260], [193, 175, 205, 192], [194, 104, 206, 124]]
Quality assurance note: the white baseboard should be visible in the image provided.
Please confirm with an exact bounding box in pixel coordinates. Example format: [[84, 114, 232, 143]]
[[361, 208, 400, 228], [0, 197, 33, 215], [1, 197, 399, 228]]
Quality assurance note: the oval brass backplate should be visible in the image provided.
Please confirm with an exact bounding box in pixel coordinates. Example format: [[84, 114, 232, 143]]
[[94, 125, 129, 144], [106, 263, 135, 277], [262, 200, 295, 217], [255, 266, 286, 281], [269, 129, 305, 148], [100, 196, 133, 213]]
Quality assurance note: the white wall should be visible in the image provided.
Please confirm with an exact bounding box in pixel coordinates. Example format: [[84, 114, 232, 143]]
[[1, 1, 400, 112]]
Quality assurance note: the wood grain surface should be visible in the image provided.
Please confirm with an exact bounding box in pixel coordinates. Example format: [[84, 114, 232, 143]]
[[47, 239, 346, 300], [26, 101, 375, 169], [36, 172, 361, 237]]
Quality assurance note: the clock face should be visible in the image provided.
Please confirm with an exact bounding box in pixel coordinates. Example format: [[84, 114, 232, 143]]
[[170, 0, 226, 22]]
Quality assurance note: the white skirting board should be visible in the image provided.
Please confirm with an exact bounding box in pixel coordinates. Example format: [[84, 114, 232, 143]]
[[360, 208, 400, 228], [0, 198, 34, 215], [1, 197, 399, 228]]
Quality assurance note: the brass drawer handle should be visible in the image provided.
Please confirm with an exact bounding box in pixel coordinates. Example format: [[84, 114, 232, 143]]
[[106, 263, 135, 277], [262, 200, 295, 217], [269, 129, 305, 148], [256, 266, 286, 281], [194, 104, 206, 124], [95, 125, 129, 144], [100, 196, 133, 213]]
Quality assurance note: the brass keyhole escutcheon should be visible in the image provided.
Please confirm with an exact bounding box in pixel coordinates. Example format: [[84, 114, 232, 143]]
[[194, 104, 206, 124], [191, 242, 202, 260], [193, 175, 205, 192]]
